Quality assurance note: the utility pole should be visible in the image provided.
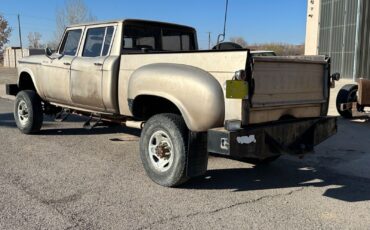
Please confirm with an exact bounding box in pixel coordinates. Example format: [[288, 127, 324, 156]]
[[17, 14, 23, 57], [207, 32, 211, 49], [217, 0, 229, 47]]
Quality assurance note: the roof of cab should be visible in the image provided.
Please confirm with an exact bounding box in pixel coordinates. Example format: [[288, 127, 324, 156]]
[[68, 19, 196, 31]]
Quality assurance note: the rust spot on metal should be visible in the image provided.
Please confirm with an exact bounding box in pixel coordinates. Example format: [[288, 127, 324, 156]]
[[155, 143, 170, 158]]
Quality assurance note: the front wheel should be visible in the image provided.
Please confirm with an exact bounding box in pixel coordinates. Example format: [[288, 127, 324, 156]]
[[140, 114, 189, 187], [14, 90, 43, 134]]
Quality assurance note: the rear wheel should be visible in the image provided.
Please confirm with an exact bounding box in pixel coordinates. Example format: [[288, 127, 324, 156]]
[[140, 114, 189, 187], [336, 84, 359, 118], [14, 90, 43, 134]]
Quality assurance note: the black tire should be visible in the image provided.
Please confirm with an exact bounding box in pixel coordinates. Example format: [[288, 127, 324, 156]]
[[241, 155, 281, 165], [336, 84, 358, 118], [140, 114, 189, 187], [14, 90, 43, 134]]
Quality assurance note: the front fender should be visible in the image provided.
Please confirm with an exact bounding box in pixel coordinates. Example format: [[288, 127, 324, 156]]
[[17, 66, 43, 96], [128, 63, 225, 132]]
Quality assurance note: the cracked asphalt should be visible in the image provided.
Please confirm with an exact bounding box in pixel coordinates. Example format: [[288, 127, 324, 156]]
[[1, 70, 370, 229]]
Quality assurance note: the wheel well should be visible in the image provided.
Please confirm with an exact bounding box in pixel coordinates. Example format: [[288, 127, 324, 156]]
[[132, 95, 181, 120], [18, 72, 36, 91]]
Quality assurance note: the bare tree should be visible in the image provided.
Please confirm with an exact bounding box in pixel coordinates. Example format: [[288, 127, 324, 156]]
[[230, 37, 248, 48], [28, 32, 42, 48], [53, 0, 96, 46], [0, 14, 12, 52]]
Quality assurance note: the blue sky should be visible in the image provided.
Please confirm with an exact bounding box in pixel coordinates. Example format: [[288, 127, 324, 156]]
[[1, 0, 307, 49]]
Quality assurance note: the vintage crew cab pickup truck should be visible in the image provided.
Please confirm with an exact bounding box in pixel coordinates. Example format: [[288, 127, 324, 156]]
[[7, 19, 338, 187]]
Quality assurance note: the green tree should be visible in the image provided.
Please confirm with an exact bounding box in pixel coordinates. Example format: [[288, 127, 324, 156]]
[[0, 14, 12, 51]]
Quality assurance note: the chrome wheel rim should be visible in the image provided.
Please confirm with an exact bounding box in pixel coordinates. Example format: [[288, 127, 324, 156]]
[[17, 100, 29, 126], [148, 130, 174, 172]]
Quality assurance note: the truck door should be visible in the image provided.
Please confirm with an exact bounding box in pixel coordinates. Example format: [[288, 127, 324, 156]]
[[43, 28, 83, 104], [70, 25, 115, 111]]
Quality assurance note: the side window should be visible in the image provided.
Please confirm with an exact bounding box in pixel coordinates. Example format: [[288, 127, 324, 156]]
[[59, 29, 82, 56], [82, 27, 105, 57], [82, 26, 114, 57], [102, 26, 114, 56]]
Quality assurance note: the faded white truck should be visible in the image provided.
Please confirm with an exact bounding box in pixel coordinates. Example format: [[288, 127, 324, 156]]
[[6, 19, 338, 187]]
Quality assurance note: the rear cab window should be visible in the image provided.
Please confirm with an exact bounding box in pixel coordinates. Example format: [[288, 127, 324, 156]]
[[122, 22, 196, 53], [162, 28, 193, 51], [123, 25, 159, 52]]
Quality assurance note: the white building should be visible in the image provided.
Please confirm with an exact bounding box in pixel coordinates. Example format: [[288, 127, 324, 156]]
[[3, 47, 45, 68], [305, 0, 368, 80]]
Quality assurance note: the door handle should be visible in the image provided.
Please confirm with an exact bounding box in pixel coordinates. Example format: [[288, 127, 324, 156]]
[[63, 62, 71, 66], [94, 62, 103, 66]]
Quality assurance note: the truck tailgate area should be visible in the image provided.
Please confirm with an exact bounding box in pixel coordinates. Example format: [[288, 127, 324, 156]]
[[249, 56, 329, 124]]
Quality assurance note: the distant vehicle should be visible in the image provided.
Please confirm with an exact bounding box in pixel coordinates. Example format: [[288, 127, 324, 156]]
[[213, 43, 277, 57], [7, 19, 338, 187], [336, 78, 370, 119], [212, 42, 243, 50], [250, 50, 277, 57]]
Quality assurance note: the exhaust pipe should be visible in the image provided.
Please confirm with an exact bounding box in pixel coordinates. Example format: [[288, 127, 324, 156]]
[[124, 120, 145, 129]]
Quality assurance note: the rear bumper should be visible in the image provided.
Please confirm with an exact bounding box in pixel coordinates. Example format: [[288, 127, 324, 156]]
[[6, 84, 19, 96], [207, 117, 337, 159]]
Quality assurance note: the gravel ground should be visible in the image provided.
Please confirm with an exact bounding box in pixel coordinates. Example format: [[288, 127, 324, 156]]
[[0, 68, 17, 85]]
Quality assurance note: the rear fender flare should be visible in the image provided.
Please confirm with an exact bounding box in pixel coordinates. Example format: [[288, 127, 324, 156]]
[[128, 63, 225, 132]]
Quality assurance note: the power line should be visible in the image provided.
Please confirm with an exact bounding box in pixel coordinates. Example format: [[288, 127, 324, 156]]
[[0, 12, 18, 16], [0, 12, 54, 21], [21, 14, 54, 21], [19, 22, 55, 27]]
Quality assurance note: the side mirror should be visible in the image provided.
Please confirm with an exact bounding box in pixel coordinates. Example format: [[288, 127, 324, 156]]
[[330, 72, 341, 88], [331, 72, 341, 81], [45, 47, 53, 57]]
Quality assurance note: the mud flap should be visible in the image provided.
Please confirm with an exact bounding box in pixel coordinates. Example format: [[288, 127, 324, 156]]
[[186, 132, 208, 177], [6, 84, 19, 96]]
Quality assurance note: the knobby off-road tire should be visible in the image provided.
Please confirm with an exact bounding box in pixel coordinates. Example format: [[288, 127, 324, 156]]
[[14, 90, 43, 134], [140, 113, 189, 187], [336, 84, 358, 119]]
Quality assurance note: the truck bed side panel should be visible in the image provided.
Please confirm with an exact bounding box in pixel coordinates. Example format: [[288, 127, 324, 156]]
[[118, 50, 249, 121]]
